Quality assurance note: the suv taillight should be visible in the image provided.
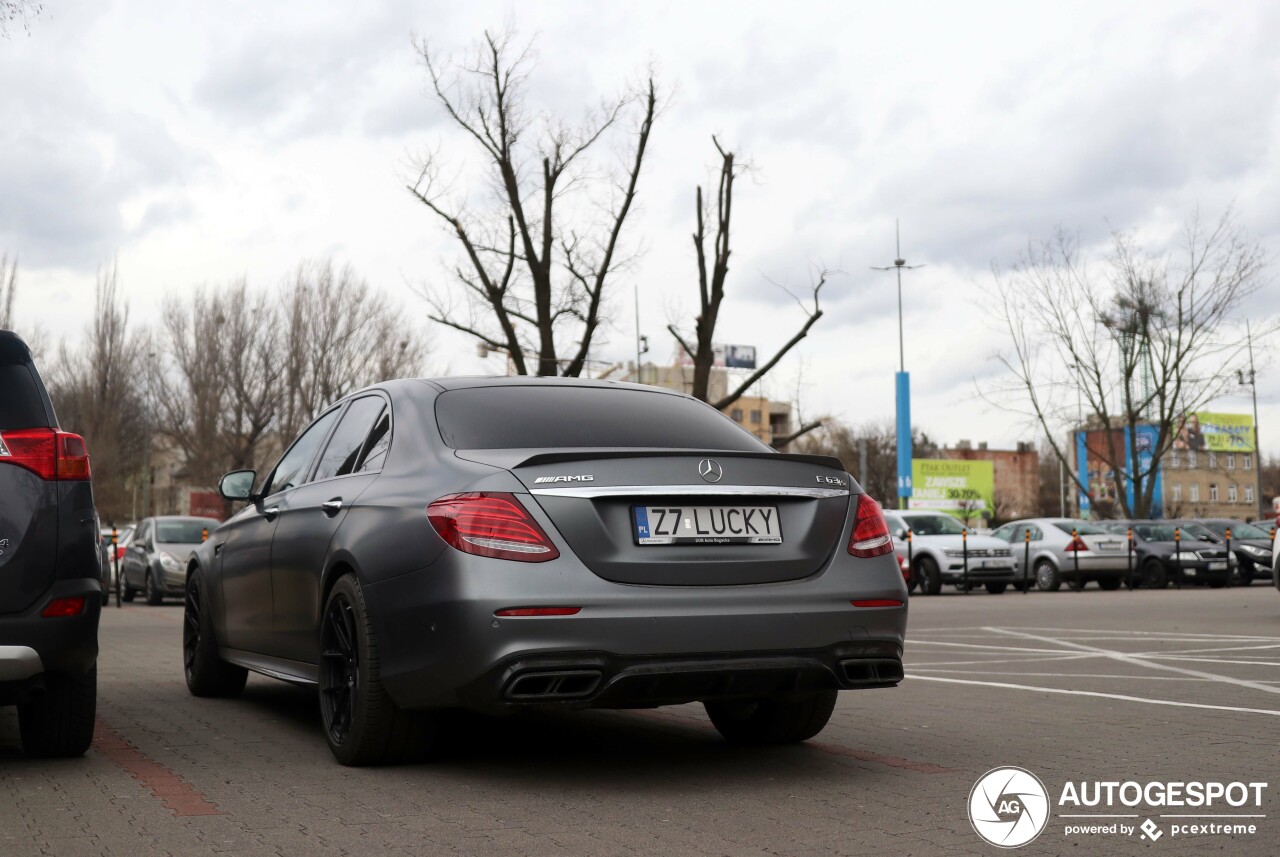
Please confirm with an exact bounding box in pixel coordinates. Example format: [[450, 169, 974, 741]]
[[427, 492, 560, 562], [0, 428, 91, 481], [848, 494, 894, 558]]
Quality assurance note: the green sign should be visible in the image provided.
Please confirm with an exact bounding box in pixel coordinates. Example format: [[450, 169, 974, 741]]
[[909, 459, 995, 519], [1180, 412, 1255, 453]]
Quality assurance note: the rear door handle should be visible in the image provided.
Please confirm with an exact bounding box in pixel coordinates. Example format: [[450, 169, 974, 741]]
[[262, 506, 280, 521], [321, 499, 343, 517]]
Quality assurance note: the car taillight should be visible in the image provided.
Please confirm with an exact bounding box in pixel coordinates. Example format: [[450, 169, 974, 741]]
[[427, 492, 560, 562], [41, 596, 86, 617], [0, 428, 91, 481], [115, 547, 126, 561], [1065, 537, 1089, 552], [848, 494, 893, 558]]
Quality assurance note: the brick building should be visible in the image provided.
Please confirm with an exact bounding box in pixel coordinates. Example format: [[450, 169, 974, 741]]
[[940, 440, 1040, 521]]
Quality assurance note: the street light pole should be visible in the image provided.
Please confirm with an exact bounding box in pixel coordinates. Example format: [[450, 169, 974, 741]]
[[1238, 320, 1263, 517], [872, 220, 925, 509]]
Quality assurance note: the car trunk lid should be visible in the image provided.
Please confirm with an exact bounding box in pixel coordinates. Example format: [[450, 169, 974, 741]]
[[459, 449, 854, 585]]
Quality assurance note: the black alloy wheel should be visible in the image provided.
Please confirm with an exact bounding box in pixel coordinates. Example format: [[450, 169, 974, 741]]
[[183, 571, 247, 697], [183, 581, 201, 679], [320, 593, 361, 748]]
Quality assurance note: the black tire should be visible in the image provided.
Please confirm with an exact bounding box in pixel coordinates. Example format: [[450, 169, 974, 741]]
[[121, 584, 136, 603], [1035, 560, 1061, 592], [917, 556, 943, 595], [144, 571, 163, 605], [985, 582, 1008, 595], [1140, 558, 1168, 589], [1097, 575, 1122, 591], [1235, 560, 1253, 585], [18, 664, 97, 758], [705, 689, 838, 745], [184, 570, 248, 698], [320, 573, 437, 766]]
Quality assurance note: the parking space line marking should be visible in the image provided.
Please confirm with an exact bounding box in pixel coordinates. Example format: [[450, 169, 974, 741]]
[[906, 676, 1280, 717], [905, 654, 1097, 667], [910, 640, 1099, 655], [909, 669, 1220, 682], [92, 717, 225, 817], [986, 628, 1280, 696], [1133, 643, 1280, 656]]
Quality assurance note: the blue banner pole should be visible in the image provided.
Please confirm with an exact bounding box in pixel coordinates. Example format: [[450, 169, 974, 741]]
[[896, 371, 912, 509]]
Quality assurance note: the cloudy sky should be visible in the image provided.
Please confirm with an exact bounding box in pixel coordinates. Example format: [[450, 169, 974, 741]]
[[3, 1, 1278, 454]]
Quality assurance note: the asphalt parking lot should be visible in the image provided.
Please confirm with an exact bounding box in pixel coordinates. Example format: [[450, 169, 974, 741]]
[[2, 585, 1278, 856]]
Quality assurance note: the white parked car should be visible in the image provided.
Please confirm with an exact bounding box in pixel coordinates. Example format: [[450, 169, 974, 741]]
[[885, 510, 1017, 595]]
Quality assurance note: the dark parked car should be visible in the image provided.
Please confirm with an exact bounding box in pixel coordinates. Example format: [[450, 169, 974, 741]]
[[1193, 519, 1274, 583], [120, 516, 219, 605], [1102, 520, 1233, 588], [185, 378, 908, 765], [0, 330, 101, 757]]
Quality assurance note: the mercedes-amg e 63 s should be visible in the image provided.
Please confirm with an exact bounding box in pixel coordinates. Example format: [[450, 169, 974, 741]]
[[185, 378, 907, 765]]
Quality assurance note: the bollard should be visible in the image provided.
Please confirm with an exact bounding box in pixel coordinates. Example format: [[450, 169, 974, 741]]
[[1174, 527, 1183, 589], [962, 528, 969, 594], [201, 527, 209, 543], [1071, 527, 1081, 590], [111, 527, 121, 608], [906, 529, 914, 592], [1126, 527, 1134, 590], [1225, 527, 1232, 588], [1022, 528, 1031, 593]]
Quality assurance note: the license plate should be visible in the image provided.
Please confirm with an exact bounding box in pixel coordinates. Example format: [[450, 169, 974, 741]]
[[634, 506, 782, 545], [981, 560, 1011, 569], [1208, 561, 1227, 571], [1098, 541, 1123, 551]]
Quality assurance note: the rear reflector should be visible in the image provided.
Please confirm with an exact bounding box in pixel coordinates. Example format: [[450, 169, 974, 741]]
[[851, 599, 903, 608], [427, 492, 560, 562], [41, 596, 87, 617], [494, 607, 581, 617], [0, 428, 91, 481], [848, 494, 894, 558]]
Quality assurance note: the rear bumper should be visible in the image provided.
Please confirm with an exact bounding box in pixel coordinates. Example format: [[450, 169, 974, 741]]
[[0, 579, 100, 678], [1059, 556, 1130, 578], [365, 553, 908, 712], [940, 561, 1016, 582]]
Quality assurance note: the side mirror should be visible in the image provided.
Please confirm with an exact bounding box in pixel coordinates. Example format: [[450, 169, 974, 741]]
[[894, 527, 907, 539], [1198, 533, 1214, 542], [219, 469, 257, 502]]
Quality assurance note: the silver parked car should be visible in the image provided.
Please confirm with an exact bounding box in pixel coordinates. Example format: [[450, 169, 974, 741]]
[[885, 510, 1017, 594], [120, 516, 219, 605], [990, 518, 1129, 591]]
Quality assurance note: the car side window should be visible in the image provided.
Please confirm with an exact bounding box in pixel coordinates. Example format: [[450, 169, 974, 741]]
[[262, 408, 341, 497], [135, 520, 151, 548], [993, 525, 1015, 542], [356, 407, 392, 473], [1029, 526, 1043, 541], [313, 397, 386, 482]]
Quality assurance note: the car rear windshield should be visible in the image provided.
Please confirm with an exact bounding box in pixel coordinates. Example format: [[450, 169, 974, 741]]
[[1204, 521, 1270, 540], [434, 386, 772, 451], [155, 519, 220, 543], [0, 362, 49, 430], [901, 514, 965, 536], [1052, 521, 1108, 535]]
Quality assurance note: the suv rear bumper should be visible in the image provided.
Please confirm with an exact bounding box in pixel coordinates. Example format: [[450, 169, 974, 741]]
[[0, 578, 101, 698]]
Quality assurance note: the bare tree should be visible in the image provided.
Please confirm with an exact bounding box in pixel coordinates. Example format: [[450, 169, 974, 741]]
[[45, 265, 146, 523], [988, 208, 1268, 518], [409, 30, 657, 376], [279, 261, 427, 440], [0, 0, 40, 36], [792, 418, 940, 506], [666, 138, 829, 417]]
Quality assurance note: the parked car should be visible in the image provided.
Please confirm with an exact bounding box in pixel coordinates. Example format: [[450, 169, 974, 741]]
[[884, 509, 1016, 594], [184, 377, 907, 765], [1193, 519, 1274, 583], [0, 329, 101, 757], [120, 516, 219, 605], [97, 525, 133, 604], [990, 518, 1129, 591], [1101, 520, 1234, 588]]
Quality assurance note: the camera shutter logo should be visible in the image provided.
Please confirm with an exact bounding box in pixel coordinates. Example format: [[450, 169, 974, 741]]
[[968, 766, 1050, 848]]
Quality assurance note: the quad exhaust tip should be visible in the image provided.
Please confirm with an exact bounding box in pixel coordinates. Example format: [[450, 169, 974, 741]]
[[505, 669, 603, 700], [839, 658, 904, 685]]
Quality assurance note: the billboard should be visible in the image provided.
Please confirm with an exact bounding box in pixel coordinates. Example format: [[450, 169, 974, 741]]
[[672, 343, 757, 369], [908, 459, 994, 518], [1075, 424, 1163, 518], [1176, 412, 1255, 453]]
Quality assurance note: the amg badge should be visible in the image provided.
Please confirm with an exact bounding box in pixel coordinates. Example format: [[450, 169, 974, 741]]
[[532, 475, 595, 484]]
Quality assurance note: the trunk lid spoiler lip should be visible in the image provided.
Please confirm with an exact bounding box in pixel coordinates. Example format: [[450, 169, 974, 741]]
[[454, 447, 848, 472]]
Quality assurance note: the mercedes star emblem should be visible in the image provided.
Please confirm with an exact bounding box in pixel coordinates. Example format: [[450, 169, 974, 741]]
[[698, 459, 724, 483]]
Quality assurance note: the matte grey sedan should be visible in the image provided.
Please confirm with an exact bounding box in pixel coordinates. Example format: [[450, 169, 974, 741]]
[[184, 378, 908, 765]]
